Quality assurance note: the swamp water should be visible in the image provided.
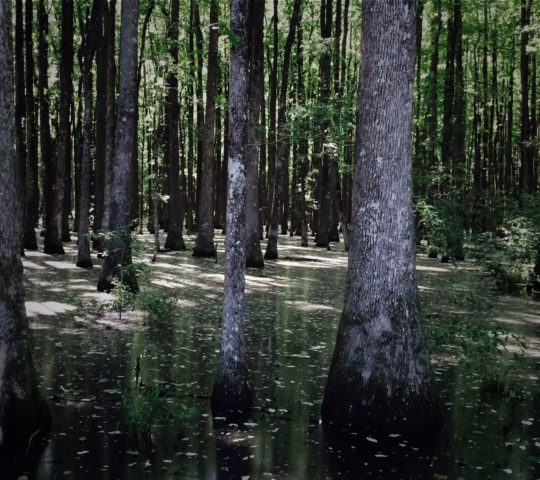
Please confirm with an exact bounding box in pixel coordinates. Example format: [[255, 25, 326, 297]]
[[4, 232, 540, 479]]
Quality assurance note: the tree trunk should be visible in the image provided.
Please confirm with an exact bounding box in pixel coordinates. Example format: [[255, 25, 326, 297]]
[[164, 0, 186, 251], [315, 0, 333, 249], [98, 0, 140, 292], [519, 0, 533, 194], [101, 0, 117, 238], [245, 0, 264, 268], [194, 0, 219, 258], [38, 0, 54, 247], [212, 0, 252, 417], [264, 0, 302, 260], [322, 0, 437, 435], [194, 0, 204, 229], [77, 1, 100, 269], [23, 0, 39, 250], [44, 0, 73, 254], [14, 0, 26, 251], [0, 0, 51, 451]]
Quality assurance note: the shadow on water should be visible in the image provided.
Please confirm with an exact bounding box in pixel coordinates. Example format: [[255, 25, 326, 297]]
[[16, 233, 540, 479]]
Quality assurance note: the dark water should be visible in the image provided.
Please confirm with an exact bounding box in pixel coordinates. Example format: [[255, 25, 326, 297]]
[[6, 233, 540, 479]]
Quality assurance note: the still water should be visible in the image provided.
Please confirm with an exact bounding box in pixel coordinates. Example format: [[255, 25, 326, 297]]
[[7, 233, 540, 479]]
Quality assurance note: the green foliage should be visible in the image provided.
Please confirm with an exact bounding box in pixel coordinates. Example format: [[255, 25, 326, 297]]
[[425, 309, 527, 397], [109, 283, 136, 314], [136, 289, 179, 323], [122, 381, 198, 446], [122, 382, 164, 445]]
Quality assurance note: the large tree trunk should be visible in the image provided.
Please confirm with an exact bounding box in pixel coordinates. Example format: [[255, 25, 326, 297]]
[[14, 0, 26, 251], [23, 0, 39, 251], [44, 0, 73, 254], [77, 1, 99, 269], [264, 0, 302, 260], [245, 0, 264, 268], [98, 0, 140, 292], [0, 0, 51, 451], [212, 0, 252, 417], [322, 0, 437, 434], [164, 0, 186, 251], [193, 0, 219, 258]]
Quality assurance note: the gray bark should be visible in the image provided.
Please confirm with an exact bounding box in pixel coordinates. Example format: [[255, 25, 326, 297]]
[[0, 0, 50, 450], [23, 0, 39, 251], [44, 0, 73, 254], [193, 0, 219, 258], [77, 1, 100, 269], [164, 0, 186, 251], [98, 0, 140, 292], [322, 0, 437, 434], [212, 0, 252, 417], [245, 0, 264, 268]]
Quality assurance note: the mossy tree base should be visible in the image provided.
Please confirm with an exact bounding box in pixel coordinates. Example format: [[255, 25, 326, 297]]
[[164, 235, 187, 252], [192, 242, 216, 258]]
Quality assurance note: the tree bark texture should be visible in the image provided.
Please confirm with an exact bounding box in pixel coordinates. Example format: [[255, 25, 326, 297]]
[[322, 0, 437, 435], [98, 0, 140, 292], [164, 0, 186, 251], [23, 0, 39, 251], [212, 0, 252, 417], [44, 0, 73, 254], [245, 0, 264, 268], [193, 0, 219, 258], [77, 1, 100, 269], [0, 0, 51, 451]]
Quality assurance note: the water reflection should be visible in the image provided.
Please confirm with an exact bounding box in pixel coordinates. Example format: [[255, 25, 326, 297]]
[[5, 232, 539, 479]]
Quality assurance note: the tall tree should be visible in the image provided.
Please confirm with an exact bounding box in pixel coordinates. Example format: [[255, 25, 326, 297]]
[[322, 0, 437, 433], [0, 0, 50, 451], [264, 0, 302, 260], [245, 0, 264, 268], [98, 0, 140, 292], [44, 0, 73, 254], [23, 0, 39, 250], [76, 1, 100, 269], [194, 0, 219, 258], [164, 0, 186, 251], [212, 0, 252, 416]]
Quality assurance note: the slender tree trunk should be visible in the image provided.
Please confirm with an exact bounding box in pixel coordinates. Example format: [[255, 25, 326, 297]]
[[44, 0, 73, 254], [0, 0, 51, 451], [194, 0, 219, 258], [98, 0, 140, 292], [77, 2, 99, 269], [186, 0, 195, 231], [245, 0, 264, 268], [164, 0, 186, 251], [519, 0, 533, 194], [212, 0, 252, 417], [101, 0, 117, 236], [315, 0, 333, 249], [425, 0, 441, 173], [38, 0, 54, 246], [264, 0, 302, 260], [322, 0, 437, 435], [194, 0, 204, 228], [93, 1, 107, 241], [23, 0, 38, 250]]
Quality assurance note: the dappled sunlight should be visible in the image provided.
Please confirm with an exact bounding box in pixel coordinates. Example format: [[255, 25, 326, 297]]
[[26, 300, 77, 317], [22, 259, 47, 270], [43, 260, 82, 270], [283, 300, 337, 313]]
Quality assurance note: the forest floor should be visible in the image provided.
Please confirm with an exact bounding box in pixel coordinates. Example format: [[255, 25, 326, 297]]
[[16, 230, 540, 479]]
